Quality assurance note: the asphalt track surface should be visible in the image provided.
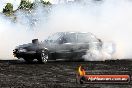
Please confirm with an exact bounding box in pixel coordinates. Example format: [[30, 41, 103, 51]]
[[0, 59, 132, 88]]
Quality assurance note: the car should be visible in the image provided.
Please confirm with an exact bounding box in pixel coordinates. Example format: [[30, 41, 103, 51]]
[[13, 32, 102, 63]]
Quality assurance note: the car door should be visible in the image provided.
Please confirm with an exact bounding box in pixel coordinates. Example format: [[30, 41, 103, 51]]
[[42, 33, 64, 59], [73, 33, 90, 59], [76, 33, 90, 51], [54, 33, 77, 59]]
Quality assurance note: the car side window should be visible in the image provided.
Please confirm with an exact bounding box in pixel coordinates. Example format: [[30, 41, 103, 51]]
[[58, 37, 67, 44], [46, 33, 63, 44], [77, 33, 98, 43], [64, 33, 77, 43]]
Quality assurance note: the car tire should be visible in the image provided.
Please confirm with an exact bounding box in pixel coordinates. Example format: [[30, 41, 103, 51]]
[[23, 58, 34, 63], [37, 49, 48, 63]]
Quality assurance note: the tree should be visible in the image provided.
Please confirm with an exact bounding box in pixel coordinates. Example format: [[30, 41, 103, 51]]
[[18, 0, 33, 10], [3, 3, 13, 16], [40, 0, 52, 6]]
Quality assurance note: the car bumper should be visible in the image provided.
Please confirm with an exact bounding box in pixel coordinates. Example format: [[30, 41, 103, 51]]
[[13, 50, 37, 58]]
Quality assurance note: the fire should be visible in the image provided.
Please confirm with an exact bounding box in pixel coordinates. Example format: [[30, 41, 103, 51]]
[[78, 65, 86, 76]]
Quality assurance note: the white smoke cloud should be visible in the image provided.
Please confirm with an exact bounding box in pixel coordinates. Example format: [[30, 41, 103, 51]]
[[83, 42, 116, 61], [45, 0, 132, 60], [0, 0, 132, 60]]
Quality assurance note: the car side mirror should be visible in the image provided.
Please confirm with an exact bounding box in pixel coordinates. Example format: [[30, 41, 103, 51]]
[[45, 40, 48, 42], [49, 40, 53, 43], [58, 39, 63, 44]]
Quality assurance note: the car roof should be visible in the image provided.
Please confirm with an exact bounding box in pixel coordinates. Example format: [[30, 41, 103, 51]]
[[56, 32, 93, 35]]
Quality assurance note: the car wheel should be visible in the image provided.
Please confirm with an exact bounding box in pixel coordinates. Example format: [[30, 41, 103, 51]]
[[38, 49, 48, 63], [23, 58, 34, 63]]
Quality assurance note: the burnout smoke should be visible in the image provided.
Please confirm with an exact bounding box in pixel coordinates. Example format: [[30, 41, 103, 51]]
[[0, 0, 132, 60], [83, 42, 116, 61]]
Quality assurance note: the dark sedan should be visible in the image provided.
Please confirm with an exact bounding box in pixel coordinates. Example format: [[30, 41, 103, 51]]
[[13, 32, 102, 63]]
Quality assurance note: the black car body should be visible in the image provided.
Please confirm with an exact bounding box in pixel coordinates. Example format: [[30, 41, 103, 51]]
[[13, 32, 102, 63]]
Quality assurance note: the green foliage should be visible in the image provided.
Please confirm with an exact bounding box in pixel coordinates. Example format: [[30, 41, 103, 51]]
[[18, 0, 33, 10], [2, 0, 52, 17], [3, 3, 13, 16], [40, 0, 52, 6]]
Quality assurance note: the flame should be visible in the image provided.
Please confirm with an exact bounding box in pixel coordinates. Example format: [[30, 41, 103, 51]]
[[78, 65, 86, 76]]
